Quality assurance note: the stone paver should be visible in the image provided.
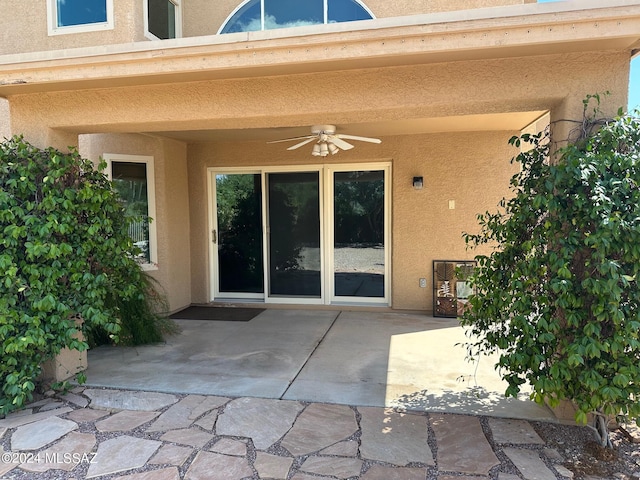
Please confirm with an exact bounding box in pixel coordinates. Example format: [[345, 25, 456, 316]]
[[281, 403, 358, 456], [148, 395, 228, 432], [160, 428, 213, 448], [85, 389, 178, 411], [11, 416, 78, 450], [320, 439, 359, 456], [150, 444, 193, 466], [0, 446, 17, 477], [115, 467, 180, 480], [254, 452, 294, 479], [300, 456, 363, 478], [554, 465, 575, 478], [209, 438, 247, 456], [0, 407, 72, 429], [58, 392, 89, 408], [431, 413, 500, 475], [184, 451, 253, 480], [498, 474, 522, 480], [503, 447, 558, 480], [86, 435, 162, 478], [193, 411, 218, 431], [96, 410, 160, 432], [216, 396, 304, 449], [291, 474, 333, 480], [19, 432, 96, 473], [66, 408, 110, 423], [489, 418, 545, 444], [0, 387, 577, 480], [359, 406, 434, 466], [39, 401, 65, 411], [439, 477, 488, 480], [360, 465, 427, 479]]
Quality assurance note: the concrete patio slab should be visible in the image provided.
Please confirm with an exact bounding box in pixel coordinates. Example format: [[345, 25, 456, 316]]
[[86, 308, 555, 421], [282, 311, 554, 420], [87, 310, 338, 398]]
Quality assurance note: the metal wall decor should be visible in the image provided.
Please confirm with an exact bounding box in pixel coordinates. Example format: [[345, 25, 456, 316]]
[[433, 260, 476, 317]]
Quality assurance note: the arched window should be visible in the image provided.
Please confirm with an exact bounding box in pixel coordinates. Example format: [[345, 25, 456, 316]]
[[219, 0, 374, 34]]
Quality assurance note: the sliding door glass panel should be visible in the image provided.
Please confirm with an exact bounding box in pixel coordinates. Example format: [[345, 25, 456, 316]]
[[334, 170, 384, 298], [268, 172, 321, 297], [216, 174, 264, 293]]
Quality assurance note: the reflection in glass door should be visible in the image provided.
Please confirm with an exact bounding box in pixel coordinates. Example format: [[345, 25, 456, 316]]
[[215, 173, 264, 295], [267, 172, 321, 298], [332, 170, 385, 299]]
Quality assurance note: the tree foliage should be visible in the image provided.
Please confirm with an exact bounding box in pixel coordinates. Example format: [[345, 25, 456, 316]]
[[462, 107, 640, 447], [0, 136, 170, 414]]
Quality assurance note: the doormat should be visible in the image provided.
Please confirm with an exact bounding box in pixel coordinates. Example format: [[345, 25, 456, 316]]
[[169, 306, 265, 322]]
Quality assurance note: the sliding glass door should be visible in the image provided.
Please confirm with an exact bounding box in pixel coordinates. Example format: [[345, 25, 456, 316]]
[[331, 169, 386, 300], [214, 173, 264, 297], [210, 164, 389, 305], [267, 172, 321, 298]]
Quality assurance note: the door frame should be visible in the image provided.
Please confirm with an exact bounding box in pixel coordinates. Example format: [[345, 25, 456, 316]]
[[207, 162, 391, 305], [325, 163, 391, 305]]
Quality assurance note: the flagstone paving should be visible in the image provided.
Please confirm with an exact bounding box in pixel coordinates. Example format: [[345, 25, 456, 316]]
[[0, 387, 589, 479]]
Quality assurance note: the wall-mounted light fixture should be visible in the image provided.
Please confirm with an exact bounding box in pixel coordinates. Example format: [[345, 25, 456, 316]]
[[413, 176, 424, 190]]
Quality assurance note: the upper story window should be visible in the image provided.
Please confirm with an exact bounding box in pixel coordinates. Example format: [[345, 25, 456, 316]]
[[47, 0, 114, 36], [145, 0, 182, 40], [219, 0, 373, 34]]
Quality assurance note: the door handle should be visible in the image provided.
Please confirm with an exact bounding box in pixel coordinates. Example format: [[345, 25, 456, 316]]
[[212, 229, 217, 244]]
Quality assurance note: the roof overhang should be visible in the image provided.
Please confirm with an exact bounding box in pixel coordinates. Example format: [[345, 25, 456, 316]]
[[1, 0, 640, 96]]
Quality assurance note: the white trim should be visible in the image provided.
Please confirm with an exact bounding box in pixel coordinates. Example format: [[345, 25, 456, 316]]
[[326, 163, 391, 305], [47, 0, 114, 36], [144, 0, 182, 40], [209, 169, 264, 300], [104, 153, 158, 271]]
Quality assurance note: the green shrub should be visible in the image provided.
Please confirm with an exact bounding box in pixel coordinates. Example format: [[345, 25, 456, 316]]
[[462, 104, 640, 447], [0, 136, 173, 413]]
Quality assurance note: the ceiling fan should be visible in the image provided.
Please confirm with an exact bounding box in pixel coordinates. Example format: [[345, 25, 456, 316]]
[[267, 125, 382, 156]]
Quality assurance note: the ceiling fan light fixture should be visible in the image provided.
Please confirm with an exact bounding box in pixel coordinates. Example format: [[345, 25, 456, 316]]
[[268, 124, 381, 157]]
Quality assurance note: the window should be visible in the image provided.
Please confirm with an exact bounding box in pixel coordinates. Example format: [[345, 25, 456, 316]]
[[105, 154, 158, 270], [219, 0, 373, 34], [47, 0, 114, 35], [145, 0, 182, 40]]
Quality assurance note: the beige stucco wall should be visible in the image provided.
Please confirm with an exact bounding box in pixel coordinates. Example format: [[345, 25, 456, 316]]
[[186, 130, 518, 310], [4, 47, 630, 311], [2, 0, 533, 55], [79, 133, 191, 312], [0, 99, 9, 140], [0, 0, 144, 55]]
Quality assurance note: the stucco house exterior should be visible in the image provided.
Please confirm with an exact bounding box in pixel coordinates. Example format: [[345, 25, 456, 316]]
[[1, 0, 639, 314]]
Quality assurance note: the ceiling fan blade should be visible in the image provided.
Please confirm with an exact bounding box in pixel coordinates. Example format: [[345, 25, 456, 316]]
[[336, 134, 382, 144], [267, 135, 314, 144], [328, 136, 354, 150], [286, 137, 317, 150]]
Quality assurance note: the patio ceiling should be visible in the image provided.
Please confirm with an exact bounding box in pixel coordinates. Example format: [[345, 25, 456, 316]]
[[147, 111, 549, 143]]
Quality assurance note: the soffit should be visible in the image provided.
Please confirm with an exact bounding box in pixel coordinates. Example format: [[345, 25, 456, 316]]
[[0, 1, 639, 95], [148, 111, 549, 143]]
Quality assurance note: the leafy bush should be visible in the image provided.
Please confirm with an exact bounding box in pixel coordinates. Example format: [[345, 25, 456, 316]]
[[462, 106, 640, 447], [0, 136, 172, 414]]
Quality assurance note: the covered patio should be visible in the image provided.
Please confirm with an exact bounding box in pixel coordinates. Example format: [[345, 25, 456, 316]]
[[86, 308, 555, 421]]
